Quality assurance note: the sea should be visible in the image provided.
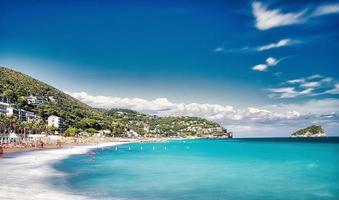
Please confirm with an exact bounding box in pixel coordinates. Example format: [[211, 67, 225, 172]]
[[50, 138, 339, 200]]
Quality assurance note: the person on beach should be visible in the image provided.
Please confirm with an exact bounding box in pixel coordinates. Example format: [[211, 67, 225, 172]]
[[0, 144, 3, 159], [56, 140, 62, 148]]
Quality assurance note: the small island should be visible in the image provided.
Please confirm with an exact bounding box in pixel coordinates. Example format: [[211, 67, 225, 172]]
[[291, 125, 326, 137]]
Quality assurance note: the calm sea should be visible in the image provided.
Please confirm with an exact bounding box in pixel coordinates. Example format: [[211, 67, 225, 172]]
[[54, 138, 339, 200]]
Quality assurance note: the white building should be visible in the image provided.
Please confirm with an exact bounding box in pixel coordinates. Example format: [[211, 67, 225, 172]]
[[26, 96, 44, 106], [5, 107, 36, 122], [6, 107, 20, 118], [0, 102, 9, 115], [48, 115, 65, 130]]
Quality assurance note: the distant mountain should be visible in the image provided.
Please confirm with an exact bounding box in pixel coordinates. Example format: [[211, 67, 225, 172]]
[[291, 125, 326, 137], [0, 67, 230, 137]]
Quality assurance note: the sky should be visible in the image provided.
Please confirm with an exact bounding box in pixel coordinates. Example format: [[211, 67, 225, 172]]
[[1, 0, 339, 137]]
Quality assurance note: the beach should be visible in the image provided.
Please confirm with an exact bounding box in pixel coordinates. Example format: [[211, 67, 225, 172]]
[[0, 136, 171, 154], [0, 141, 130, 200]]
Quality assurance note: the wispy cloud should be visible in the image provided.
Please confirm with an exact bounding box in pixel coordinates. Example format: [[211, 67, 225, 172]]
[[213, 46, 250, 53], [311, 3, 339, 17], [214, 47, 225, 52], [269, 87, 313, 98], [252, 2, 339, 30], [257, 39, 298, 51], [269, 74, 338, 98], [67, 91, 339, 137], [215, 38, 299, 53], [252, 57, 279, 71], [325, 83, 339, 94]]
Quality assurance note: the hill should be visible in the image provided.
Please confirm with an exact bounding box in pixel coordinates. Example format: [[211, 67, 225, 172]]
[[0, 67, 230, 137], [106, 109, 229, 137], [0, 67, 105, 127], [291, 125, 326, 137]]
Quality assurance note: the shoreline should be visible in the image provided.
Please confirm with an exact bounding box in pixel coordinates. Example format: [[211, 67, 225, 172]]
[[0, 136, 204, 155], [0, 137, 163, 155]]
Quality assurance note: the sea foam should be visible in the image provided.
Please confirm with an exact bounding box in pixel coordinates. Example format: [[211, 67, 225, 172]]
[[0, 142, 126, 200]]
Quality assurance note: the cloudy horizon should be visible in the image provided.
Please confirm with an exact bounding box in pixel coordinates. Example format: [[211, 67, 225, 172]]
[[66, 91, 339, 137]]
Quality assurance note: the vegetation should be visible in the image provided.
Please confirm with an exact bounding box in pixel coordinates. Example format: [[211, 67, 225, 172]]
[[0, 67, 106, 126], [105, 109, 228, 137], [291, 125, 325, 137], [0, 67, 228, 137]]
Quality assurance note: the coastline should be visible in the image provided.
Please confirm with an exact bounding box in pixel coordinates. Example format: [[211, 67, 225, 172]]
[[0, 136, 208, 155], [0, 137, 166, 155], [0, 141, 131, 200]]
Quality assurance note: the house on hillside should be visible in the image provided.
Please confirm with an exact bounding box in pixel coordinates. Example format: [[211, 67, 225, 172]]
[[26, 95, 44, 106], [0, 102, 9, 115], [48, 96, 56, 103], [48, 115, 65, 130], [6, 107, 36, 122]]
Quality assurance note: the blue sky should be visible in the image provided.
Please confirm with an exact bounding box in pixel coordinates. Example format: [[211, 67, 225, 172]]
[[1, 0, 339, 137]]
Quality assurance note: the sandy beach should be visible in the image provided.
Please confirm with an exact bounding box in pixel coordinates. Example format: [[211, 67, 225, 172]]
[[0, 136, 171, 155]]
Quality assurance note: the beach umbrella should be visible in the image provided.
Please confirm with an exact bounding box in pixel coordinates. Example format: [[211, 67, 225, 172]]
[[9, 132, 18, 138], [9, 132, 20, 142]]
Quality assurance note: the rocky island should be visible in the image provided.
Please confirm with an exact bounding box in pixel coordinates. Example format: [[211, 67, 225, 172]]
[[291, 125, 326, 137]]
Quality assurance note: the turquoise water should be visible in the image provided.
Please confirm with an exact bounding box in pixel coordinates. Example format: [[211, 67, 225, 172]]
[[54, 138, 339, 200]]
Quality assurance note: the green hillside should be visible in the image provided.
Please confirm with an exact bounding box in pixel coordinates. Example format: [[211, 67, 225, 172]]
[[0, 67, 105, 126], [106, 109, 228, 137]]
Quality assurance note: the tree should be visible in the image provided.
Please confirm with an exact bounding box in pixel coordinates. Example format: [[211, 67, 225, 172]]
[[85, 128, 97, 134], [65, 127, 78, 137], [111, 122, 126, 137], [78, 118, 98, 129]]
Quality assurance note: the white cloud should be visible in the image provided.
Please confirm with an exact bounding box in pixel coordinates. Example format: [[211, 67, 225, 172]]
[[252, 57, 279, 72], [216, 38, 299, 53], [252, 64, 268, 71], [287, 78, 305, 84], [252, 2, 339, 30], [307, 74, 323, 80], [66, 91, 339, 137], [66, 91, 235, 120], [252, 1, 305, 30], [266, 57, 278, 65], [301, 81, 321, 88], [268, 87, 314, 98], [272, 75, 338, 98], [312, 3, 339, 16], [257, 39, 296, 51], [269, 87, 298, 98], [325, 84, 339, 94], [214, 47, 224, 52]]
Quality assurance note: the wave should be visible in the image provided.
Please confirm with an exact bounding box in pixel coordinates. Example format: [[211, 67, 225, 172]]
[[0, 142, 127, 200]]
